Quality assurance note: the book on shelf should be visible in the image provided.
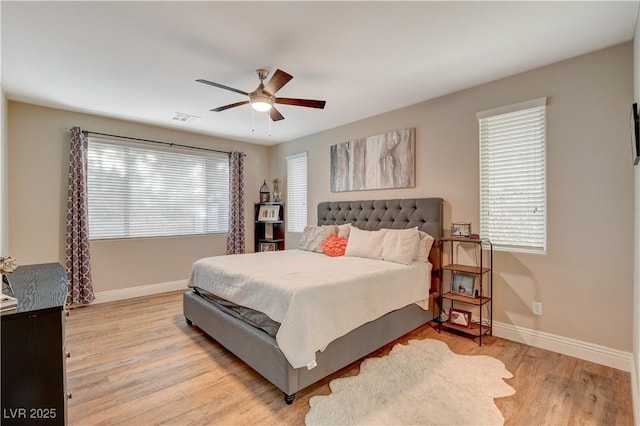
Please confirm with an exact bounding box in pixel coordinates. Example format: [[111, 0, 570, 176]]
[[1, 293, 17, 311]]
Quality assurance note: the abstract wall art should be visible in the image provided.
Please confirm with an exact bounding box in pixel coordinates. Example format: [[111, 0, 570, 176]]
[[330, 128, 415, 192]]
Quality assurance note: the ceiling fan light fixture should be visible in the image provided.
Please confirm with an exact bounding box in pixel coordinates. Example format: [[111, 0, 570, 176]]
[[250, 95, 273, 112], [197, 68, 326, 122]]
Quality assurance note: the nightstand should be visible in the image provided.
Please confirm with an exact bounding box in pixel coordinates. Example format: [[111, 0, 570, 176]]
[[438, 237, 493, 345]]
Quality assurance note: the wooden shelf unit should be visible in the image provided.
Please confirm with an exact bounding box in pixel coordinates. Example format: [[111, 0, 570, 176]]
[[441, 292, 490, 306], [442, 264, 491, 275], [438, 236, 493, 345], [254, 202, 285, 252], [443, 320, 492, 337]]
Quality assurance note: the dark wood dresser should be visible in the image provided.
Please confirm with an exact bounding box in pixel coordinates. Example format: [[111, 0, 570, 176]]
[[1, 263, 69, 425]]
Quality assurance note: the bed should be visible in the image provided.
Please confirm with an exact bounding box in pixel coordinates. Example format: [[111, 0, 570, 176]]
[[183, 197, 443, 404]]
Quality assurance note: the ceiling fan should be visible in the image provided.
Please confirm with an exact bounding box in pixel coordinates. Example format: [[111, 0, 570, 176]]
[[196, 69, 326, 121]]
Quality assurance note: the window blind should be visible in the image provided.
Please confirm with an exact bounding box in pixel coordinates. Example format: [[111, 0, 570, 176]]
[[286, 152, 308, 233], [87, 138, 229, 239], [478, 98, 547, 253]]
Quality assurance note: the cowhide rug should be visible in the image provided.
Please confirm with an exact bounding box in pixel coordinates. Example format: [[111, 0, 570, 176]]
[[305, 338, 515, 425]]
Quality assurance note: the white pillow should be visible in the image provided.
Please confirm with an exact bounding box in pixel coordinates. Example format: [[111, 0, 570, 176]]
[[336, 223, 352, 238], [380, 227, 420, 265], [299, 225, 336, 253], [344, 227, 384, 260], [415, 231, 436, 263]]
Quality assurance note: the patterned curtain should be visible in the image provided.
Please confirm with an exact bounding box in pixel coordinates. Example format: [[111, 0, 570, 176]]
[[65, 127, 95, 305], [226, 151, 246, 254]]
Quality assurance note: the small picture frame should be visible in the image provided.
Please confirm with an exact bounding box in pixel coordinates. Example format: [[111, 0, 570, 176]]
[[452, 272, 475, 298], [258, 205, 280, 222], [449, 308, 472, 328], [259, 242, 278, 252], [451, 222, 471, 237]]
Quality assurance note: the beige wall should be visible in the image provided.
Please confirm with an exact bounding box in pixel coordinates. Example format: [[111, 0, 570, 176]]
[[7, 102, 270, 293], [271, 43, 634, 352]]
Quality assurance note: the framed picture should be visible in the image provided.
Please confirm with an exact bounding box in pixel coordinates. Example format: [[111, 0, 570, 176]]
[[449, 308, 472, 328], [631, 103, 639, 166], [451, 222, 471, 237], [258, 205, 280, 222], [452, 272, 475, 298], [259, 242, 278, 252], [330, 128, 415, 192]]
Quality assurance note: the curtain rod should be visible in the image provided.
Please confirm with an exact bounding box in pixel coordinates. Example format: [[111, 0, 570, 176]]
[[78, 130, 245, 157]]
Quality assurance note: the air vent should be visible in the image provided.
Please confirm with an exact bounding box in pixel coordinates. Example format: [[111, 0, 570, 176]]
[[172, 112, 201, 123]]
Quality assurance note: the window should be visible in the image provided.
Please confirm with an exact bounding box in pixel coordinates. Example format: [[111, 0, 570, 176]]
[[286, 152, 308, 233], [477, 97, 547, 254], [87, 138, 229, 239]]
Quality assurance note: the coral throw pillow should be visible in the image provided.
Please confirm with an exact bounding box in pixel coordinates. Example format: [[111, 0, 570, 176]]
[[321, 235, 348, 257]]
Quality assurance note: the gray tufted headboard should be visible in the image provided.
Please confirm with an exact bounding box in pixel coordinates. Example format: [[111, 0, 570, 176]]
[[317, 198, 443, 241]]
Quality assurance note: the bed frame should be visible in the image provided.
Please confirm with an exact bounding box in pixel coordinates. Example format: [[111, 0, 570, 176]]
[[183, 198, 443, 404]]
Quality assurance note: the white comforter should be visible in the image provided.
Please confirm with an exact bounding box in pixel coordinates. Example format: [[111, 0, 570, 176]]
[[188, 249, 430, 369]]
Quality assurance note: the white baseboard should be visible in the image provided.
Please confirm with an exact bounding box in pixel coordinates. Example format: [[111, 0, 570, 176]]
[[493, 321, 632, 372], [93, 279, 188, 304]]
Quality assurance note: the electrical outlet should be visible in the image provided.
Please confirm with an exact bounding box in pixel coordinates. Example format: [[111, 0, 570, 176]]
[[532, 301, 543, 316]]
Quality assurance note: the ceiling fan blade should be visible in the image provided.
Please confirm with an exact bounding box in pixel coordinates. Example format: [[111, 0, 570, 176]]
[[269, 107, 285, 121], [263, 69, 293, 96], [275, 97, 326, 109], [211, 100, 250, 112], [196, 79, 249, 96]]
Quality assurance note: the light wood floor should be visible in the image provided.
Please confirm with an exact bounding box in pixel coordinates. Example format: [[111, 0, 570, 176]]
[[65, 291, 633, 425]]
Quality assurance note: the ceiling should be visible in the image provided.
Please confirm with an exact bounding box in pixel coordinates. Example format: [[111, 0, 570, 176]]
[[1, 1, 638, 146]]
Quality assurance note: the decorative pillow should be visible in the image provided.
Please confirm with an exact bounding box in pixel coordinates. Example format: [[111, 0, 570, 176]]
[[299, 226, 337, 253], [344, 227, 384, 260], [380, 227, 421, 265], [415, 231, 436, 263], [321, 235, 348, 257], [336, 223, 352, 238]]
